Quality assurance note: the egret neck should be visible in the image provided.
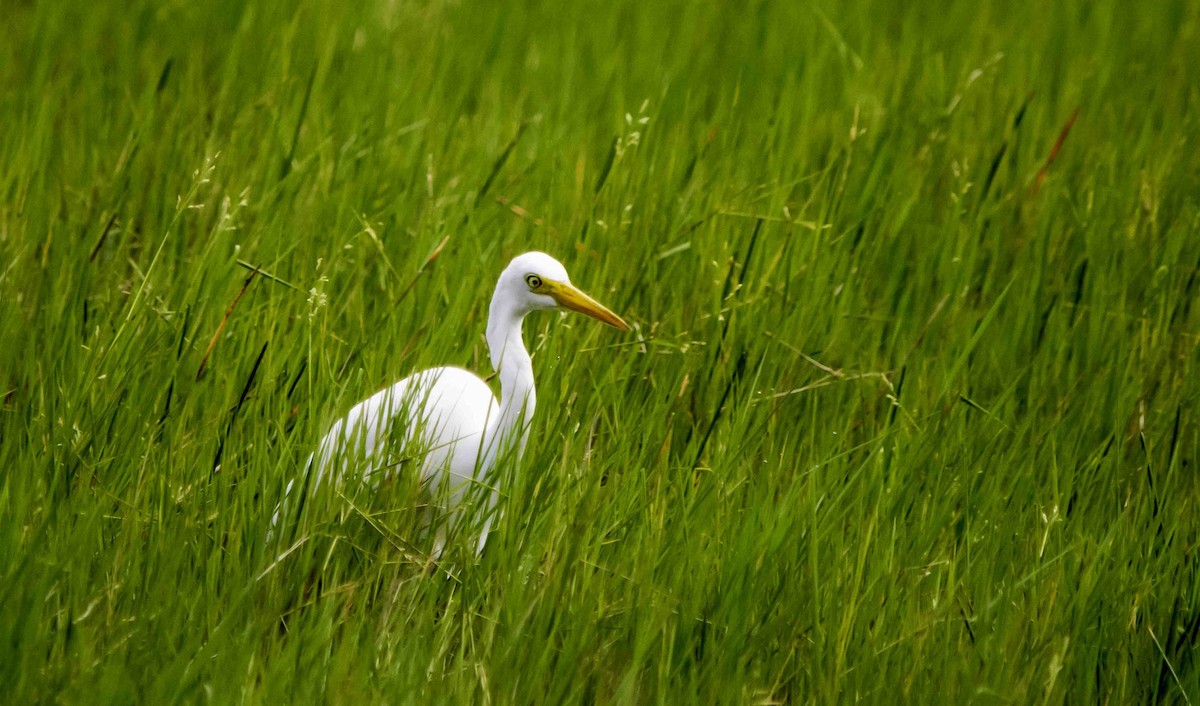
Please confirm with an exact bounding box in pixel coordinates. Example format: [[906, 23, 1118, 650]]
[[484, 285, 537, 472]]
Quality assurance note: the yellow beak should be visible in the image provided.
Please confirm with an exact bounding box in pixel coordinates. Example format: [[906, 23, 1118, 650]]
[[546, 280, 630, 331]]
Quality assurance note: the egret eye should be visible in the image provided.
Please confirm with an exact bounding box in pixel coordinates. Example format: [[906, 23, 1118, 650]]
[[525, 274, 543, 290]]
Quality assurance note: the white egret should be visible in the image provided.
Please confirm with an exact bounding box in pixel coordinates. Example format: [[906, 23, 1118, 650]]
[[275, 251, 629, 556]]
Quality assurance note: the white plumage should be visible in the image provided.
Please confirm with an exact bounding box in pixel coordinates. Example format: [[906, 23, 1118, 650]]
[[273, 252, 628, 556]]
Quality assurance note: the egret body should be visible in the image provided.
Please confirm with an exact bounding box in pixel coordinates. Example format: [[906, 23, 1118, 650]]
[[276, 252, 628, 556]]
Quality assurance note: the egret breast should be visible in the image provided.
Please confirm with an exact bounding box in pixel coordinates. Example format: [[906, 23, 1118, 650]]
[[312, 366, 499, 492], [273, 367, 499, 535]]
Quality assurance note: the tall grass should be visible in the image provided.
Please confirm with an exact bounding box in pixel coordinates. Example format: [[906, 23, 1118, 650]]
[[2, 0, 1198, 702]]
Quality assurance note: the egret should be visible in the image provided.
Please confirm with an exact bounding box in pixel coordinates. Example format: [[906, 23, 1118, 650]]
[[274, 251, 629, 557]]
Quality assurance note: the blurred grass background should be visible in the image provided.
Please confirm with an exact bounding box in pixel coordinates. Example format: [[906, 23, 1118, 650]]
[[1, 0, 1198, 702]]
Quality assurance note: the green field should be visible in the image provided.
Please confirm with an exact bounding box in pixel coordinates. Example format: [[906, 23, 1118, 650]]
[[3, 0, 1199, 702]]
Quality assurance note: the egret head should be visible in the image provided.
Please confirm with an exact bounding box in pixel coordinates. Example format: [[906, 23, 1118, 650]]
[[498, 251, 630, 330]]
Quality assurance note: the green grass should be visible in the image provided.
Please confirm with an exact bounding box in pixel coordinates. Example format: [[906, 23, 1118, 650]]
[[2, 0, 1199, 702]]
